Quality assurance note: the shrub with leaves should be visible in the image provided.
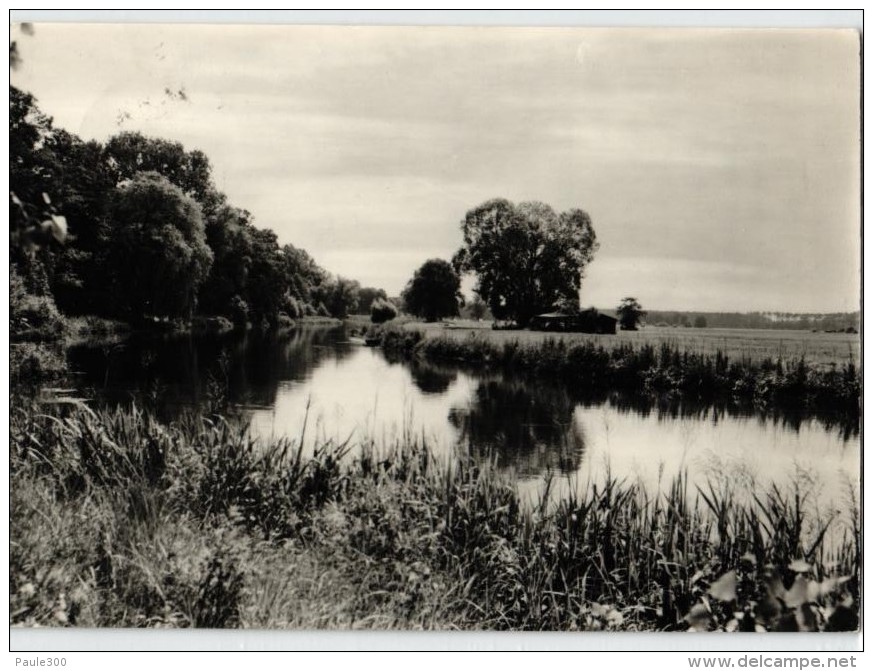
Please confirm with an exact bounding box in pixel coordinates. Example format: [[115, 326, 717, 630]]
[[685, 558, 858, 632], [370, 298, 398, 324]]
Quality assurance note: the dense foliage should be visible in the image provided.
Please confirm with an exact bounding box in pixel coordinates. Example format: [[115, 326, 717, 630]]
[[370, 298, 398, 324], [617, 297, 646, 331], [106, 172, 212, 322], [453, 199, 598, 326], [401, 259, 462, 322], [9, 86, 386, 331]]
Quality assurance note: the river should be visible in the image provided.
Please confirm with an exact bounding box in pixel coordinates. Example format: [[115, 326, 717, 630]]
[[67, 325, 860, 509]]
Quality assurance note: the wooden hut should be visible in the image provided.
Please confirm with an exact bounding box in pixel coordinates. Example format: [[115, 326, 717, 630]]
[[529, 309, 617, 334]]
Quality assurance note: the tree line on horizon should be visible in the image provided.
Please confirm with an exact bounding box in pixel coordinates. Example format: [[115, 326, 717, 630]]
[[10, 85, 391, 332], [644, 310, 860, 332]]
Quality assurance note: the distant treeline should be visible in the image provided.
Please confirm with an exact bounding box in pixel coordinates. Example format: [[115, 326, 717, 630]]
[[644, 310, 860, 332], [10, 86, 388, 333]]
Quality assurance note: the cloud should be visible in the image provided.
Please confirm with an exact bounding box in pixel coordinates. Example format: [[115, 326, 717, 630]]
[[11, 24, 860, 311]]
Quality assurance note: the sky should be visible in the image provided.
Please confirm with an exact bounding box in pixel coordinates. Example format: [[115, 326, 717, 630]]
[[9, 22, 861, 312]]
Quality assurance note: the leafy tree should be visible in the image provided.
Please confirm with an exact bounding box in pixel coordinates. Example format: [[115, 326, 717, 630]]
[[694, 315, 708, 328], [402, 259, 462, 322], [40, 130, 117, 314], [616, 297, 646, 331], [356, 286, 388, 315], [282, 243, 328, 305], [465, 295, 490, 321], [103, 131, 226, 221], [552, 296, 581, 315], [9, 86, 66, 260], [246, 227, 288, 327], [312, 276, 360, 319], [370, 298, 398, 324], [106, 172, 212, 322], [453, 199, 598, 326], [198, 206, 254, 318]]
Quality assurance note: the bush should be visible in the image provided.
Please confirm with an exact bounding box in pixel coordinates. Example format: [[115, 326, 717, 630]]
[[229, 295, 249, 329], [11, 293, 67, 341], [192, 316, 234, 334], [277, 313, 296, 329], [370, 298, 398, 324], [284, 294, 302, 319], [11, 342, 67, 383]]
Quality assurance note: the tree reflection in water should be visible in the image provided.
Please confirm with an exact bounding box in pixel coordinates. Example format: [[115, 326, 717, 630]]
[[66, 326, 355, 419], [449, 376, 585, 477], [408, 360, 458, 395]]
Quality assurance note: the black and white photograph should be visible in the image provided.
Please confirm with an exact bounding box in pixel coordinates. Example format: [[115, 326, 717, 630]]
[[8, 11, 862, 646]]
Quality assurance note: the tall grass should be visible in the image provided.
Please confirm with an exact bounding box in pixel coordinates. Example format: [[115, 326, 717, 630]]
[[377, 326, 860, 432], [10, 402, 859, 630]]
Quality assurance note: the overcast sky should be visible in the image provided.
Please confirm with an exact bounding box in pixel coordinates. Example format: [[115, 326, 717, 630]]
[[10, 23, 861, 312]]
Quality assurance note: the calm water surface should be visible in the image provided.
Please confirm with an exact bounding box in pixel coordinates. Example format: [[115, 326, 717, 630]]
[[67, 326, 860, 506]]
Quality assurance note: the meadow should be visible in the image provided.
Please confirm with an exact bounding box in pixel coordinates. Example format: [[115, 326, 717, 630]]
[[10, 401, 859, 631]]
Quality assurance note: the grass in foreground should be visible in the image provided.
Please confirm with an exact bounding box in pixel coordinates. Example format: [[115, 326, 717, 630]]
[[10, 402, 859, 631]]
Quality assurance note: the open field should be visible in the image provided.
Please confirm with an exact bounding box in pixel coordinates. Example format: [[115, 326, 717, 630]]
[[401, 321, 860, 368]]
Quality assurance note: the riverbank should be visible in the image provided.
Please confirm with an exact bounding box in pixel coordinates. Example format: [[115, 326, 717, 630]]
[[394, 320, 860, 367], [376, 324, 860, 431], [11, 313, 345, 385], [10, 401, 859, 630]]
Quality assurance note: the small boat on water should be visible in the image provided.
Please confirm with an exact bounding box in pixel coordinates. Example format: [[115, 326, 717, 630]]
[[349, 332, 381, 346]]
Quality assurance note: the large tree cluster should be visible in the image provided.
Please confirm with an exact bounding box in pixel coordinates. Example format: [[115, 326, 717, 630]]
[[452, 198, 599, 326], [10, 86, 384, 328]]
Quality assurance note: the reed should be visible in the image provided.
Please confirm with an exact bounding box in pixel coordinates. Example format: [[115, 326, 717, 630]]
[[376, 326, 860, 431], [10, 402, 859, 630]]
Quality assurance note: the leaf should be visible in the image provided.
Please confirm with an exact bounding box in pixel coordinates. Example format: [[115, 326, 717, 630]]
[[708, 570, 737, 602], [50, 214, 67, 243], [797, 603, 819, 632], [42, 192, 52, 205], [806, 580, 821, 603], [685, 603, 711, 631], [764, 571, 786, 601], [740, 553, 757, 566], [788, 559, 813, 573], [784, 575, 809, 608], [606, 609, 624, 626]]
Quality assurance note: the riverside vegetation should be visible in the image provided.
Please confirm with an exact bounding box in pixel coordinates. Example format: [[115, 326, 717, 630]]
[[377, 325, 861, 434], [10, 394, 859, 631]]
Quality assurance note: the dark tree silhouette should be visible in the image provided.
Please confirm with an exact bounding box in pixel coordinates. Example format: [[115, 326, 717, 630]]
[[616, 297, 646, 331], [106, 172, 212, 322], [370, 298, 397, 323], [453, 199, 598, 326], [402, 258, 462, 322]]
